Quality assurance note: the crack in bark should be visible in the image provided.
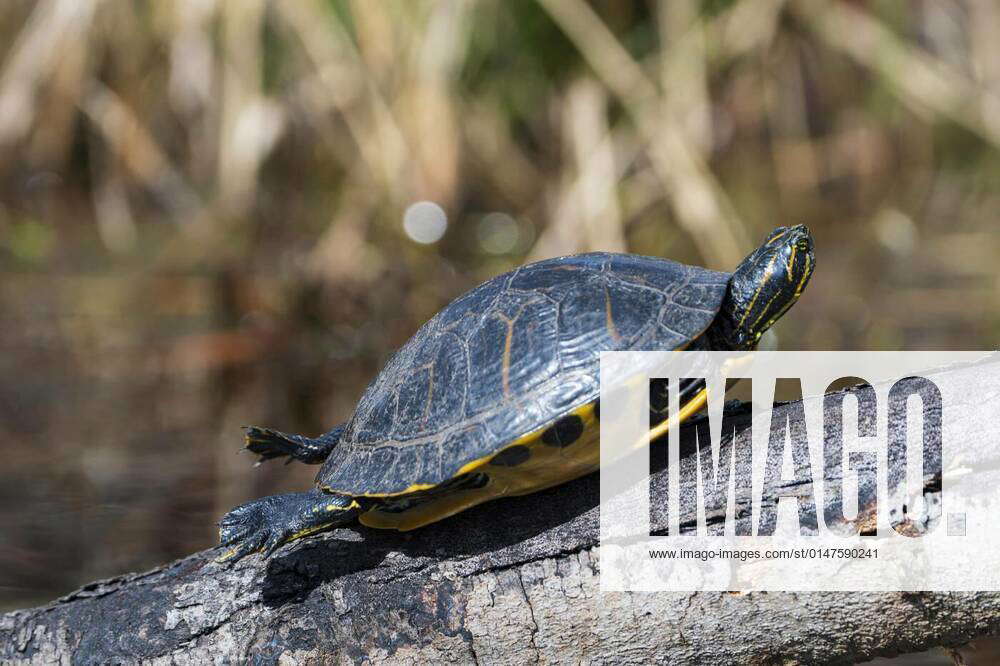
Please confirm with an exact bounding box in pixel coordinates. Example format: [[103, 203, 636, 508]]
[[516, 569, 542, 664]]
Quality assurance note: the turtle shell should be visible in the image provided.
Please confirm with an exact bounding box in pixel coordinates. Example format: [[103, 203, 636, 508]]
[[316, 252, 730, 495]]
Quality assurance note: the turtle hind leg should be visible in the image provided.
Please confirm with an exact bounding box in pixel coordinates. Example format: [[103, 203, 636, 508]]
[[244, 424, 345, 465], [217, 489, 361, 563]]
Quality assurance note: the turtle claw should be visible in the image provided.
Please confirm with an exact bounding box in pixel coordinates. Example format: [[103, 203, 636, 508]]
[[216, 541, 262, 565], [243, 426, 299, 463], [217, 496, 302, 564], [217, 500, 275, 564]]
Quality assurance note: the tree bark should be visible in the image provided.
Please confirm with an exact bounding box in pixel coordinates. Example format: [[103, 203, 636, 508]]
[[3, 368, 1000, 665]]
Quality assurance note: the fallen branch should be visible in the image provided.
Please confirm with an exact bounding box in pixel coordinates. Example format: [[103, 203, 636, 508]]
[[3, 367, 1000, 664]]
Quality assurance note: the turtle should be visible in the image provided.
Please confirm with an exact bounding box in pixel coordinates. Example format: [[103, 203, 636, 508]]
[[218, 224, 815, 561]]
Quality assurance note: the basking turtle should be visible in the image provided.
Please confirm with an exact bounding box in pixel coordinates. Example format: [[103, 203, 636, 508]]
[[219, 225, 814, 561]]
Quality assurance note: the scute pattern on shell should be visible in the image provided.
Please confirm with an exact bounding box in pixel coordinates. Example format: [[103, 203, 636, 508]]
[[317, 252, 730, 495]]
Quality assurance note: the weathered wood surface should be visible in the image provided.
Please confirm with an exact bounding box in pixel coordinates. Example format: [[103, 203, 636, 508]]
[[3, 368, 1000, 664]]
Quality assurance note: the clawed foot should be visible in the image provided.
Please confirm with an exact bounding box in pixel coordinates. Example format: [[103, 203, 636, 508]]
[[243, 426, 300, 464], [243, 425, 342, 465], [218, 496, 296, 563], [217, 491, 363, 564], [244, 426, 314, 465]]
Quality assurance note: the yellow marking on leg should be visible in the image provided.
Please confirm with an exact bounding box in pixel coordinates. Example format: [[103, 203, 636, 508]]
[[290, 500, 360, 541], [216, 548, 239, 562], [288, 522, 337, 542], [637, 387, 709, 450]]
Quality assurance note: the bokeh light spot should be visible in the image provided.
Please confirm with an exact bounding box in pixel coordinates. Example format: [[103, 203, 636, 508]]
[[403, 201, 448, 244], [477, 212, 521, 254]]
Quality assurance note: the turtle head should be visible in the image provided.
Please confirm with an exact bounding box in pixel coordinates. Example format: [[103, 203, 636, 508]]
[[714, 224, 814, 350]]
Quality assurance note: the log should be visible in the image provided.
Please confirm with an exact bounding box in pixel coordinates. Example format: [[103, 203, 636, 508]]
[[4, 368, 1000, 665]]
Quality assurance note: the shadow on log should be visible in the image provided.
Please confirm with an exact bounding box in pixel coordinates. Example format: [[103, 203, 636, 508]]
[[3, 370, 1000, 664]]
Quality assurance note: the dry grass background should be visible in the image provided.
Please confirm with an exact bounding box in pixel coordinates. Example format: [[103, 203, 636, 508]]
[[0, 4, 999, 647]]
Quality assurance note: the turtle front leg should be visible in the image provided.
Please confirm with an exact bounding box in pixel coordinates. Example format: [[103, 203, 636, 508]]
[[217, 489, 361, 563]]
